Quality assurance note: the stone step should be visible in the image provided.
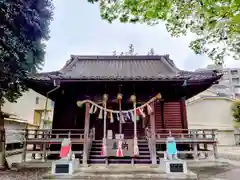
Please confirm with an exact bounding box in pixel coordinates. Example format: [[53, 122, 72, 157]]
[[43, 165, 197, 179], [90, 151, 150, 156], [88, 158, 151, 164], [89, 156, 151, 161], [90, 152, 150, 156], [89, 154, 151, 158]]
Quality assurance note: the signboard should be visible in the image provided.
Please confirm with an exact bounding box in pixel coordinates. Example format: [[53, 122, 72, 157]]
[[164, 160, 187, 174], [169, 163, 184, 173], [115, 134, 124, 140], [106, 139, 133, 156], [55, 164, 69, 174]]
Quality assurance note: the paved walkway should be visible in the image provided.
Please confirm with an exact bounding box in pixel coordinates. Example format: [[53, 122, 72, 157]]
[[218, 146, 240, 161], [2, 149, 240, 180]]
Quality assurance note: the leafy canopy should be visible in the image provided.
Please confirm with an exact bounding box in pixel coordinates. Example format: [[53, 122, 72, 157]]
[[0, 0, 53, 104], [88, 0, 240, 64], [231, 100, 240, 128]]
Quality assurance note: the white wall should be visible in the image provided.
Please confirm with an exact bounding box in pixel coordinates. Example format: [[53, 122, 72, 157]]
[[2, 89, 54, 124], [187, 98, 235, 145], [186, 89, 217, 103], [187, 98, 233, 129]]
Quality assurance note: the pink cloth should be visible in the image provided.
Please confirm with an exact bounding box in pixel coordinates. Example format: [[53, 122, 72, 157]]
[[60, 145, 70, 158]]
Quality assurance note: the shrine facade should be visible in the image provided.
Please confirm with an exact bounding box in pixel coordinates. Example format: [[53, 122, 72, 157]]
[[26, 55, 222, 164]]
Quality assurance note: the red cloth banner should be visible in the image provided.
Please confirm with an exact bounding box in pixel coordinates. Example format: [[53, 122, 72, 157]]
[[59, 145, 70, 158]]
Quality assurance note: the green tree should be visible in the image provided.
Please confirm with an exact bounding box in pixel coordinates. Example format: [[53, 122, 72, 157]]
[[148, 48, 155, 55], [88, 0, 240, 64], [128, 44, 135, 55], [0, 0, 53, 168], [112, 50, 117, 56], [231, 100, 240, 128]]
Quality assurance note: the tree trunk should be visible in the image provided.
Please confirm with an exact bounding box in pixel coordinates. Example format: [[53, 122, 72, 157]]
[[0, 105, 8, 169]]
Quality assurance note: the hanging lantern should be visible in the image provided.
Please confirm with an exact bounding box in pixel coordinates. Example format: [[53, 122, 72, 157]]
[[156, 93, 162, 99], [103, 94, 108, 101], [117, 93, 123, 100], [130, 95, 136, 102]]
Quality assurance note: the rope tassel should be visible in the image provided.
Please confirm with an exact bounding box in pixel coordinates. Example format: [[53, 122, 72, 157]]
[[89, 105, 94, 114], [110, 112, 114, 123], [130, 111, 134, 122], [93, 106, 98, 113], [98, 109, 103, 119], [147, 104, 153, 114], [139, 108, 146, 118]]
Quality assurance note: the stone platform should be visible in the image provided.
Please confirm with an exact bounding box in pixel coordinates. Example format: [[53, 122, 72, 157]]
[[42, 165, 197, 180]]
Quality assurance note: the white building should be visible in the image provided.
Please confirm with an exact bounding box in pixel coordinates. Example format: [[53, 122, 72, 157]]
[[196, 65, 240, 98], [186, 89, 236, 146], [2, 89, 54, 146]]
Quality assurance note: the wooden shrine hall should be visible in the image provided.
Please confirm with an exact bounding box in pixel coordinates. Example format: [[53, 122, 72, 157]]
[[25, 55, 222, 165]]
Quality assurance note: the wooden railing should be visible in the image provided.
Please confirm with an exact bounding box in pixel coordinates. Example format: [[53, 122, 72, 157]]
[[86, 128, 95, 161], [234, 133, 240, 145], [155, 129, 217, 143], [147, 128, 218, 162], [21, 129, 85, 162]]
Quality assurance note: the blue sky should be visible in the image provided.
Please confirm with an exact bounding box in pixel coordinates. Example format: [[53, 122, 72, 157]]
[[43, 0, 240, 72]]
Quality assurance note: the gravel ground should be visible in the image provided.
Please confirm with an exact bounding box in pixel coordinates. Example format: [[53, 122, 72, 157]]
[[0, 166, 239, 180], [190, 165, 240, 180], [0, 168, 49, 180]]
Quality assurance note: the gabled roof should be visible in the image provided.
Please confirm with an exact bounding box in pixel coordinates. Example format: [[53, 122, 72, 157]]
[[187, 96, 235, 105], [29, 55, 222, 82]]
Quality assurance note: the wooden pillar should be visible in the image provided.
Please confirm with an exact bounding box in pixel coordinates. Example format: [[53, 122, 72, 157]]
[[212, 130, 218, 159], [22, 129, 28, 162], [180, 99, 185, 129], [192, 131, 198, 160], [83, 103, 90, 165], [150, 102, 157, 164], [103, 94, 108, 165], [150, 102, 156, 138]]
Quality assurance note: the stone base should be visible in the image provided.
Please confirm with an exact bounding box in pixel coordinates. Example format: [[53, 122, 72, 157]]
[[160, 159, 188, 174], [51, 159, 79, 176], [44, 165, 197, 179]]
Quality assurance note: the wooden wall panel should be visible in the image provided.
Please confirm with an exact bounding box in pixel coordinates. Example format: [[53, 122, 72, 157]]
[[154, 100, 188, 131], [163, 102, 182, 129], [154, 101, 163, 130], [181, 100, 188, 129]]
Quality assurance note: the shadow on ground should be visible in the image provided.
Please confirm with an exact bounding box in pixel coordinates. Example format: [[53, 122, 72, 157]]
[[190, 164, 237, 180]]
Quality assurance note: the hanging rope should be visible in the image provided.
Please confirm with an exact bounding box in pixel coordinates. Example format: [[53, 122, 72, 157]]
[[76, 93, 161, 114]]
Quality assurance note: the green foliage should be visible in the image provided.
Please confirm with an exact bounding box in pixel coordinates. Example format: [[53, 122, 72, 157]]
[[0, 0, 53, 104], [88, 0, 240, 64], [148, 48, 155, 55], [127, 44, 135, 55], [231, 100, 240, 128]]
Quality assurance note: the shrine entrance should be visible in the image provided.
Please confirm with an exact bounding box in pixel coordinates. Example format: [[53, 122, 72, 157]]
[[90, 101, 146, 140]]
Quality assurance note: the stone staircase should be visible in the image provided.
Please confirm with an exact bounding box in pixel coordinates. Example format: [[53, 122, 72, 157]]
[[88, 139, 151, 164], [43, 165, 197, 180]]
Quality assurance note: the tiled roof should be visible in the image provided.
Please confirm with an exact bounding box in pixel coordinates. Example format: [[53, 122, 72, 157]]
[[29, 55, 222, 81]]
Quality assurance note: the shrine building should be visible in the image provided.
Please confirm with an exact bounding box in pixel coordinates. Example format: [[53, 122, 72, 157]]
[[26, 55, 222, 164]]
